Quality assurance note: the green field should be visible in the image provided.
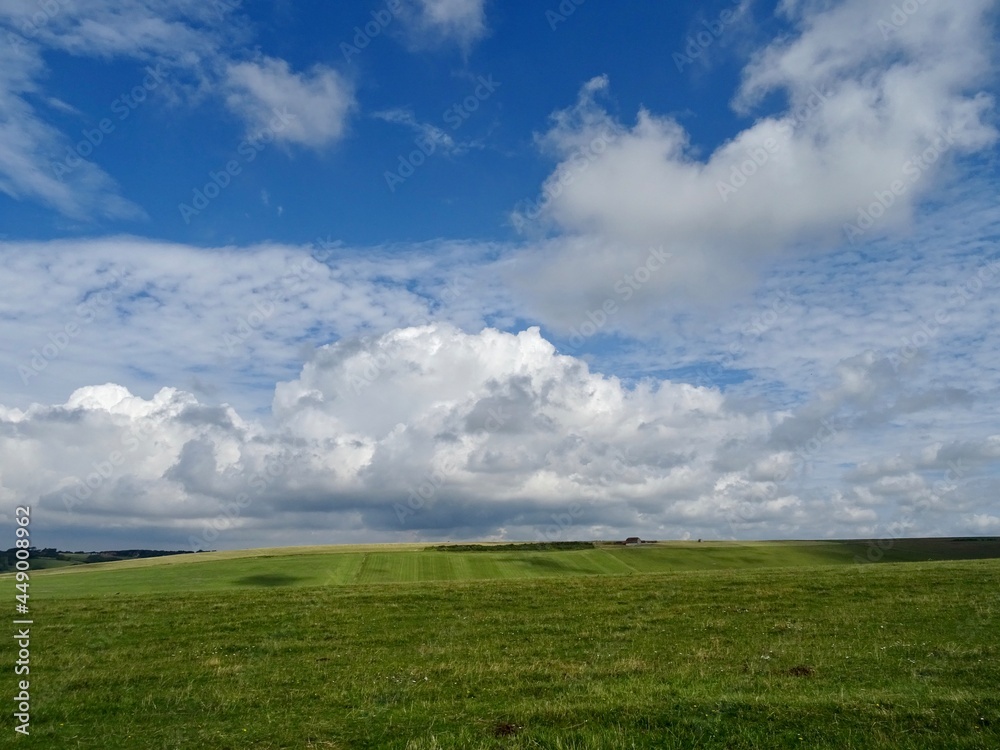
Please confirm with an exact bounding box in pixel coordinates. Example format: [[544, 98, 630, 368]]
[[24, 538, 1000, 598], [6, 539, 1000, 748]]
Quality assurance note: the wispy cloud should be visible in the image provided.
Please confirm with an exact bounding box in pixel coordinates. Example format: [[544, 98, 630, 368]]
[[373, 108, 477, 156], [0, 1, 354, 220]]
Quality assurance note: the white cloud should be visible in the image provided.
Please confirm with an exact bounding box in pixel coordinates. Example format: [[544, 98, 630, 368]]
[[2, 314, 998, 549], [399, 0, 488, 50], [0, 0, 234, 62], [0, 235, 500, 418], [0, 0, 242, 218], [0, 325, 772, 548], [1, 208, 998, 549], [510, 0, 997, 327], [966, 514, 1000, 533], [224, 57, 355, 148]]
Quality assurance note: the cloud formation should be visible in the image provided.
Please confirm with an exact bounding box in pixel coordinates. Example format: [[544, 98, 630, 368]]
[[1, 1, 997, 550], [0, 235, 494, 418], [510, 0, 997, 327], [3, 317, 998, 550], [225, 57, 355, 148], [399, 0, 488, 50], [1, 325, 765, 548]]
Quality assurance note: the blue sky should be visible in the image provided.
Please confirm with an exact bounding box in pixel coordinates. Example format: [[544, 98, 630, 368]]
[[1, 0, 760, 247], [1, 0, 999, 551]]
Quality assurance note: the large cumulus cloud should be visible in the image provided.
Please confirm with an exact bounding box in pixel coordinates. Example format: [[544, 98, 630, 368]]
[[3, 323, 997, 549], [2, 325, 775, 548]]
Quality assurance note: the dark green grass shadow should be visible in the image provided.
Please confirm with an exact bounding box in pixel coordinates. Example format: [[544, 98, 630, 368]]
[[233, 573, 305, 587]]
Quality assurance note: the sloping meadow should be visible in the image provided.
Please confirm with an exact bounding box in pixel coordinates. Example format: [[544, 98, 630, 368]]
[[9, 543, 1000, 748]]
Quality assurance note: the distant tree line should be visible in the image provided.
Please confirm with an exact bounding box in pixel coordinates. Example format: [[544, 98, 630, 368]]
[[0, 547, 195, 571]]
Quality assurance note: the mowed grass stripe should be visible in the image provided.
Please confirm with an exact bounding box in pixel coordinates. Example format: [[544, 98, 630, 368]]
[[462, 552, 508, 579], [356, 552, 396, 583], [21, 538, 1000, 599], [577, 548, 638, 574], [417, 551, 459, 580], [441, 550, 474, 580], [602, 542, 855, 572], [475, 549, 622, 578], [356, 551, 431, 583], [321, 551, 366, 585]]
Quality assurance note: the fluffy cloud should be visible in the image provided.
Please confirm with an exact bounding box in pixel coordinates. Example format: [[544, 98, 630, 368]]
[[1, 0, 997, 550], [3, 321, 997, 550], [1, 208, 998, 549], [0, 325, 769, 548], [398, 0, 488, 50], [510, 0, 997, 328], [225, 57, 355, 148]]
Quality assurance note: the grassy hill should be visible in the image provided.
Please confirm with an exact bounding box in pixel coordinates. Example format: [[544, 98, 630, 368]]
[[6, 539, 999, 748], [23, 537, 1000, 598]]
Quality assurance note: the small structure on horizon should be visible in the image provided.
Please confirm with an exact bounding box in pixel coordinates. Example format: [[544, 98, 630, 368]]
[[624, 537, 642, 546]]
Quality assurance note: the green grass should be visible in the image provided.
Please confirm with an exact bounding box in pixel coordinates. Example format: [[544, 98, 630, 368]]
[[24, 538, 1000, 598], [22, 558, 80, 570], [432, 542, 597, 552], [6, 540, 1000, 748]]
